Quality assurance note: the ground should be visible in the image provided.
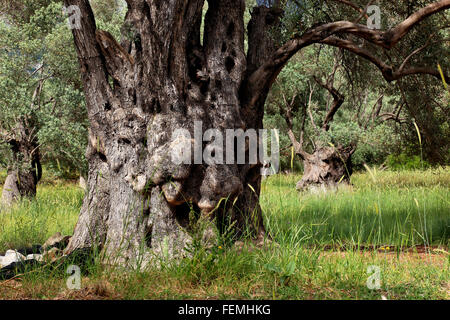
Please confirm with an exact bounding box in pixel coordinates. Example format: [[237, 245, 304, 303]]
[[0, 168, 448, 300]]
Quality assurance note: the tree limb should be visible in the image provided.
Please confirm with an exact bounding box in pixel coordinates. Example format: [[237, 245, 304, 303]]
[[319, 37, 449, 83], [244, 0, 450, 109], [276, 80, 308, 157], [313, 76, 345, 131]]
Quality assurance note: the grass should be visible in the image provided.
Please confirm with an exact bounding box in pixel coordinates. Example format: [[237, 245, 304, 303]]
[[0, 168, 448, 300], [1, 242, 448, 300], [261, 167, 449, 248], [0, 184, 83, 251]]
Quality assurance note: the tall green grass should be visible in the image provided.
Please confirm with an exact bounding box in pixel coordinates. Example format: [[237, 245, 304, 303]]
[[0, 169, 448, 300], [0, 168, 448, 252], [0, 184, 83, 251], [261, 167, 449, 248]]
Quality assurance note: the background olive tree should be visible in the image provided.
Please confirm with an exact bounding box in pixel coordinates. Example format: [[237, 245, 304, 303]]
[[0, 0, 125, 205], [262, 0, 449, 189]]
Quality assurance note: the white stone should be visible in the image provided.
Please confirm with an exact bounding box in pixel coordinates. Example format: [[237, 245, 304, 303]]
[[26, 254, 43, 262], [0, 250, 25, 267]]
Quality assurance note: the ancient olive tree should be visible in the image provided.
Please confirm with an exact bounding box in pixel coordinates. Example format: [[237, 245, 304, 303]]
[[269, 1, 449, 190], [0, 1, 88, 206], [63, 0, 449, 265], [270, 49, 410, 190], [273, 54, 356, 191], [0, 3, 47, 205], [265, 0, 449, 191], [0, 0, 128, 206]]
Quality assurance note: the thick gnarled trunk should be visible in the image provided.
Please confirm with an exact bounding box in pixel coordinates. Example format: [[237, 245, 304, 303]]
[[281, 59, 355, 192], [296, 146, 353, 191], [1, 119, 41, 207], [1, 168, 39, 206], [64, 0, 280, 267], [64, 0, 448, 266]]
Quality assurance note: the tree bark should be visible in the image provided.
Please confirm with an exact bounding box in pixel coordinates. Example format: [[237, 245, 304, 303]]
[[282, 70, 354, 191], [63, 0, 284, 267], [296, 146, 354, 191]]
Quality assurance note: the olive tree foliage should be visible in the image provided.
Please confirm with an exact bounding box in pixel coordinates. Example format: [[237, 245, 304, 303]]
[[336, 1, 450, 165]]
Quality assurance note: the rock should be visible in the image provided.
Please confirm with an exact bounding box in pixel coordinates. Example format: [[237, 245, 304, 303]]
[[26, 254, 43, 262], [0, 246, 95, 281], [0, 245, 42, 256], [43, 232, 62, 249], [0, 250, 26, 268], [42, 232, 71, 251]]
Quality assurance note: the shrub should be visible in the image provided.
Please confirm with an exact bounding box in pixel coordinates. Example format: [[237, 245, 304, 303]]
[[386, 153, 431, 171]]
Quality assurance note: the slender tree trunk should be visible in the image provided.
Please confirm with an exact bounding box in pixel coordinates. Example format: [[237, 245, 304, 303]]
[[296, 146, 353, 191], [64, 1, 282, 267]]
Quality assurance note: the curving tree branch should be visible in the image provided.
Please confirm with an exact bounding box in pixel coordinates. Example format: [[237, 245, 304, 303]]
[[319, 36, 449, 82], [244, 0, 450, 109]]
